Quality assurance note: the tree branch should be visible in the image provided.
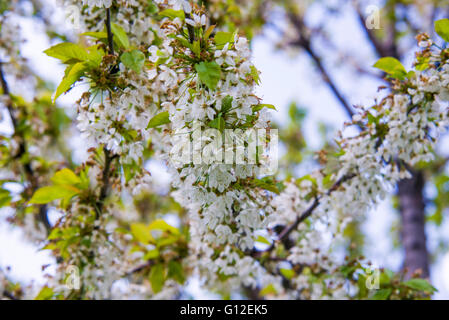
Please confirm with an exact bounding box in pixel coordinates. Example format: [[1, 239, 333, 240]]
[[253, 173, 356, 257], [105, 8, 115, 55], [93, 7, 119, 220], [0, 61, 51, 231], [287, 13, 355, 119], [2, 290, 18, 300]]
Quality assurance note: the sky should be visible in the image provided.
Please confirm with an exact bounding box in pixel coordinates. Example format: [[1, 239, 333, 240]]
[[0, 0, 448, 299]]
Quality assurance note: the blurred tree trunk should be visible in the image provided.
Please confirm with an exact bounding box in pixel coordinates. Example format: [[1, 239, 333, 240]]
[[357, 2, 430, 279], [397, 170, 429, 278]]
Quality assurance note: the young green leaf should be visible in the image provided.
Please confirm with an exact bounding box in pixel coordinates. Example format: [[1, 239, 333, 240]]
[[280, 268, 295, 280], [51, 168, 81, 186], [54, 62, 86, 102], [143, 249, 160, 260], [208, 116, 225, 131], [195, 61, 221, 90], [30, 185, 80, 204], [403, 278, 437, 293], [214, 31, 233, 48], [249, 65, 261, 85], [111, 23, 130, 49], [0, 189, 11, 208], [148, 219, 180, 236], [260, 284, 277, 296], [221, 95, 233, 113], [168, 261, 185, 284], [44, 43, 88, 64], [147, 111, 171, 129], [158, 9, 185, 20], [435, 19, 449, 42], [34, 287, 54, 300], [372, 288, 392, 300], [81, 31, 108, 40], [121, 50, 145, 73], [255, 235, 271, 245], [252, 104, 276, 112], [204, 25, 216, 40], [130, 223, 154, 244], [373, 57, 407, 80], [149, 263, 166, 293]]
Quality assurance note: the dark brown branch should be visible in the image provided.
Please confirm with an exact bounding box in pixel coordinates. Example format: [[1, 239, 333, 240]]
[[93, 9, 119, 219], [105, 8, 115, 55], [126, 261, 155, 276], [95, 147, 116, 219], [185, 13, 195, 43], [2, 290, 18, 300], [287, 13, 355, 119], [355, 5, 389, 58], [253, 173, 356, 258], [354, 3, 399, 59], [278, 173, 356, 243], [397, 169, 429, 279]]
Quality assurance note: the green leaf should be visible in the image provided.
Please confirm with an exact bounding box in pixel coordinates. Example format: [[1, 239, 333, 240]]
[[51, 168, 81, 186], [85, 45, 105, 68], [260, 284, 277, 296], [208, 116, 225, 132], [147, 111, 171, 129], [146, 2, 159, 14], [149, 263, 166, 293], [221, 95, 233, 113], [168, 261, 185, 284], [357, 274, 368, 298], [403, 278, 437, 293], [255, 235, 271, 245], [121, 50, 145, 73], [252, 104, 276, 112], [195, 61, 221, 90], [44, 43, 88, 64], [373, 57, 407, 80], [191, 40, 201, 57], [253, 178, 280, 194], [81, 31, 108, 40], [0, 189, 11, 208], [122, 162, 136, 183], [249, 65, 261, 85], [280, 268, 294, 280], [30, 185, 80, 204], [34, 287, 54, 300], [204, 25, 216, 40], [148, 219, 180, 236], [159, 9, 185, 20], [111, 23, 130, 49], [54, 62, 86, 102], [130, 223, 154, 244], [143, 249, 159, 260], [435, 19, 449, 42], [372, 288, 392, 300], [47, 228, 63, 240], [214, 31, 233, 48]]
